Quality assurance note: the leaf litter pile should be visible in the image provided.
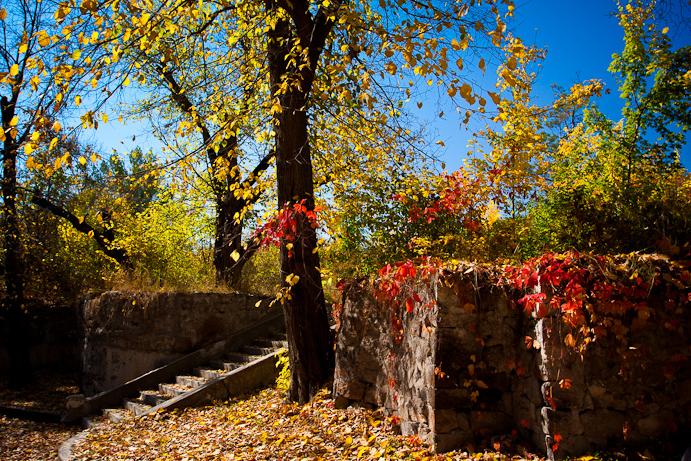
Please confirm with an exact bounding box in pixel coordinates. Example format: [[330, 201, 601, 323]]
[[0, 414, 80, 461], [73, 388, 545, 460]]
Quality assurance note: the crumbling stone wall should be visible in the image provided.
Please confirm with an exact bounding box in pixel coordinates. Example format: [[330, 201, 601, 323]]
[[82, 291, 277, 394], [333, 265, 690, 458], [333, 279, 438, 444], [534, 302, 691, 456], [434, 273, 537, 452]]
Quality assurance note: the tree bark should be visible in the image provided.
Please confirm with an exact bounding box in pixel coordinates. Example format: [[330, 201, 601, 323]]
[[267, 0, 335, 403], [160, 67, 272, 288], [1, 96, 32, 388]]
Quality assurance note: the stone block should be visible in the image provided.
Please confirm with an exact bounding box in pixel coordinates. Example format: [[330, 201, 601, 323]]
[[579, 409, 626, 441], [636, 410, 675, 437], [435, 431, 472, 452], [436, 388, 473, 409], [435, 409, 470, 433], [540, 407, 584, 437], [470, 411, 512, 436], [541, 380, 586, 408]]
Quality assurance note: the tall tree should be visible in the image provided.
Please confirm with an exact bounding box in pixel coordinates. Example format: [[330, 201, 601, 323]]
[[0, 0, 104, 385], [79, 0, 511, 401]]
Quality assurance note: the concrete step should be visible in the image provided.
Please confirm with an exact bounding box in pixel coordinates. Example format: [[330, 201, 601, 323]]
[[159, 382, 193, 397], [241, 346, 276, 356], [139, 390, 169, 407], [224, 352, 262, 364], [103, 408, 129, 423], [123, 398, 152, 416], [210, 360, 244, 372], [252, 339, 288, 349], [195, 368, 229, 380], [176, 375, 207, 388]]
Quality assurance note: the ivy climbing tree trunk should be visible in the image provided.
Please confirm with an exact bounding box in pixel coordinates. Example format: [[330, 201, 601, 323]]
[[1, 95, 32, 388], [266, 0, 337, 403]]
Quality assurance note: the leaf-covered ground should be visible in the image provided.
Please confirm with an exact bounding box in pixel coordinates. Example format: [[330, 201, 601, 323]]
[[72, 388, 545, 461], [0, 415, 79, 461], [0, 371, 80, 412]]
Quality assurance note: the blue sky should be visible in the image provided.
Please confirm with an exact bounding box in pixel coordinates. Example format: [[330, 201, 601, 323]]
[[92, 0, 690, 169], [433, 0, 690, 170]]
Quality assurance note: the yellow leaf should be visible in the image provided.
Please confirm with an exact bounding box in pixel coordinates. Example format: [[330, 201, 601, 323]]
[[30, 75, 40, 91], [230, 250, 240, 262], [37, 30, 51, 47], [78, 156, 87, 166], [9, 64, 19, 77], [385, 61, 397, 75], [0, 127, 5, 142], [54, 3, 71, 21], [9, 116, 19, 127], [52, 121, 62, 132], [0, 8, 6, 21], [30, 131, 40, 142], [49, 137, 58, 151], [662, 27, 669, 34], [75, 95, 82, 106], [455, 57, 463, 71], [24, 143, 34, 155], [71, 49, 81, 60], [19, 43, 28, 54]]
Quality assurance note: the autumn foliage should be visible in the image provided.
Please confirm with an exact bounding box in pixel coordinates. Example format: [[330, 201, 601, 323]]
[[504, 251, 691, 354]]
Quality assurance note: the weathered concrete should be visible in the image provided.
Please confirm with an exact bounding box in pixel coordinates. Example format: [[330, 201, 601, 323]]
[[82, 291, 278, 394], [65, 307, 284, 422], [333, 263, 691, 458], [148, 350, 284, 413]]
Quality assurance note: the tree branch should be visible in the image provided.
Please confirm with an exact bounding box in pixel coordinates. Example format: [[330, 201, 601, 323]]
[[30, 193, 130, 266]]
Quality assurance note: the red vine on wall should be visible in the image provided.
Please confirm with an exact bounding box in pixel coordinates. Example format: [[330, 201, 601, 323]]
[[504, 251, 690, 357]]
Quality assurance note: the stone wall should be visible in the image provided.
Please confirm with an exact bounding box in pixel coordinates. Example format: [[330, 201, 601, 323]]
[[333, 279, 438, 444], [434, 273, 536, 452], [333, 265, 691, 458], [82, 291, 278, 394]]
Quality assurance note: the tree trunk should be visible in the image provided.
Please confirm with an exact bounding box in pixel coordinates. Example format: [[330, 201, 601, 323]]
[[213, 196, 259, 288], [267, 3, 334, 403], [1, 119, 32, 388]]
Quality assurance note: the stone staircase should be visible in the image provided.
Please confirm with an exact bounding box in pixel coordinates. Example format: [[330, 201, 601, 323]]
[[97, 335, 287, 422]]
